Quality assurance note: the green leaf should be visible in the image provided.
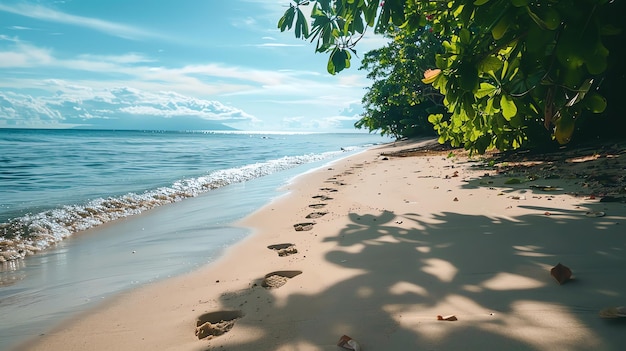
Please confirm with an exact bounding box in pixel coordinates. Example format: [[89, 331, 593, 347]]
[[459, 29, 471, 45], [500, 95, 517, 120], [543, 8, 561, 31], [492, 15, 511, 40], [555, 112, 575, 144], [295, 8, 309, 38], [278, 7, 296, 32], [458, 62, 478, 91], [476, 83, 497, 98], [364, 0, 380, 26], [327, 48, 338, 74], [478, 56, 504, 73], [526, 6, 548, 30], [584, 92, 607, 113], [328, 48, 350, 74], [474, 0, 491, 5]]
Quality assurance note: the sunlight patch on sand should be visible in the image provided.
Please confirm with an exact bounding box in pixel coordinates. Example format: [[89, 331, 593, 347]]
[[421, 258, 457, 282], [483, 300, 602, 350], [481, 272, 545, 290], [388, 281, 429, 297]]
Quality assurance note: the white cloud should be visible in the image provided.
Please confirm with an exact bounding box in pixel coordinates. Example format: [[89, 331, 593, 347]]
[[0, 83, 258, 128], [8, 25, 34, 30], [76, 53, 155, 64], [254, 43, 305, 47], [0, 3, 167, 41], [0, 42, 53, 67]]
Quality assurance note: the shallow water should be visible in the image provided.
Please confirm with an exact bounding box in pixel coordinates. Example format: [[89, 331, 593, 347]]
[[0, 129, 388, 260], [0, 154, 352, 350]]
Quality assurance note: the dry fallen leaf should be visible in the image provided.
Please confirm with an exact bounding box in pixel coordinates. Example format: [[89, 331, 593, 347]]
[[550, 263, 572, 284], [437, 315, 458, 321]]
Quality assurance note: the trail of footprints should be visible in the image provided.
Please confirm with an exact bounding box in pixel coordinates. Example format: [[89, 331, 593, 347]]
[[196, 164, 364, 340]]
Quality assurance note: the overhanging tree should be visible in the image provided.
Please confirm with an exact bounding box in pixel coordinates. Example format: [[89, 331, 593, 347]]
[[278, 0, 624, 153], [357, 26, 445, 138]]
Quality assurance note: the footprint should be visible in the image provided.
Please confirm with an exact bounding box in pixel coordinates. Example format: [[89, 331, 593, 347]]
[[267, 243, 298, 257], [309, 203, 327, 209], [195, 310, 243, 340], [306, 212, 327, 219], [319, 187, 338, 192], [262, 270, 302, 289], [293, 222, 315, 231], [312, 195, 333, 201]]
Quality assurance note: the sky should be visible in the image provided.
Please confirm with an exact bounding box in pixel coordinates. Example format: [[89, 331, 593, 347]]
[[0, 0, 389, 132]]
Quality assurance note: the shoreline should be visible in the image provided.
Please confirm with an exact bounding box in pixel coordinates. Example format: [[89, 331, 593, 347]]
[[16, 139, 626, 350]]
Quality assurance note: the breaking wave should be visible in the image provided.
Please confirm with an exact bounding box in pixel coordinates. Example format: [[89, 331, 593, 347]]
[[0, 151, 342, 262]]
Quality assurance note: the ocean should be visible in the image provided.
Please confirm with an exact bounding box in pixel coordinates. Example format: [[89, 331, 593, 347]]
[[0, 128, 391, 350]]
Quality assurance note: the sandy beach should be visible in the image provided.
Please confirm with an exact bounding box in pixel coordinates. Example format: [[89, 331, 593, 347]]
[[17, 138, 626, 351]]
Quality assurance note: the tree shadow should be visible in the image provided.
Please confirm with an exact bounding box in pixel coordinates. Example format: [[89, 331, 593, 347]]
[[206, 204, 626, 350]]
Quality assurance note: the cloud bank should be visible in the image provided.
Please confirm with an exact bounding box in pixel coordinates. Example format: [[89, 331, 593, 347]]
[[0, 83, 257, 129]]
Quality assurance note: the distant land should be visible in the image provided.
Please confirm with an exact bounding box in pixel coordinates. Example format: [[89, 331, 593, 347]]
[[70, 116, 237, 131]]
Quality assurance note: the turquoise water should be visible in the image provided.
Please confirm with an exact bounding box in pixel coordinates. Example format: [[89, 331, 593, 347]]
[[0, 129, 389, 261], [0, 128, 391, 350]]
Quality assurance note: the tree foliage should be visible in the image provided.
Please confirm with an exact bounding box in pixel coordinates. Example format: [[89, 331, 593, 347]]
[[356, 26, 445, 138], [278, 0, 625, 153]]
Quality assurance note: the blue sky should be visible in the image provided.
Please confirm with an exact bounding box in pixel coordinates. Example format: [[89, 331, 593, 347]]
[[0, 0, 388, 131]]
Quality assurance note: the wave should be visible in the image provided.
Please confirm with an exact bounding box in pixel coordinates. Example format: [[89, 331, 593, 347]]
[[0, 151, 344, 263]]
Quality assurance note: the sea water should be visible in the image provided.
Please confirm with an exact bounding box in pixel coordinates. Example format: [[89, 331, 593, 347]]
[[0, 129, 391, 350]]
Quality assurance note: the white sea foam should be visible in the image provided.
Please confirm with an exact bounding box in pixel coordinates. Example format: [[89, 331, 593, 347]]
[[0, 151, 341, 262]]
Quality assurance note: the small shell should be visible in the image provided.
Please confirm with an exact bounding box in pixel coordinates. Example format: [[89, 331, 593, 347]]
[[337, 335, 361, 351], [599, 306, 626, 318]]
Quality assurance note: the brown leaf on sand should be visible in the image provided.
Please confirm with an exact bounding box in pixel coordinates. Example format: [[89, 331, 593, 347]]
[[550, 263, 572, 284], [437, 314, 458, 321], [337, 335, 362, 351], [599, 306, 626, 318]]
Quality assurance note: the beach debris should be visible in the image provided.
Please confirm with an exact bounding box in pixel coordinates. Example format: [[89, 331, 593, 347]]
[[195, 310, 243, 340], [294, 222, 315, 231], [510, 195, 526, 200], [529, 185, 563, 191], [599, 306, 626, 318], [445, 170, 459, 179], [550, 263, 572, 284], [309, 203, 327, 209], [319, 187, 338, 192], [585, 211, 606, 217], [337, 335, 362, 351], [262, 270, 302, 289], [453, 197, 459, 202], [267, 243, 298, 257], [437, 314, 458, 321]]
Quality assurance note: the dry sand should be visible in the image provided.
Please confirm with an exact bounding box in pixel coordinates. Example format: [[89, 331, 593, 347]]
[[18, 139, 626, 351]]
